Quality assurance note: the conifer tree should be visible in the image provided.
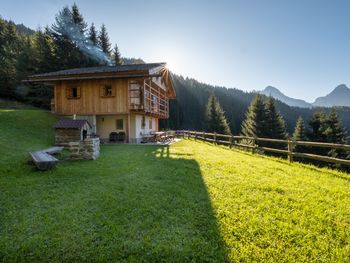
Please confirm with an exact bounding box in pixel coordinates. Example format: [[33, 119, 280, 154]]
[[206, 94, 231, 134], [292, 116, 309, 153], [293, 117, 307, 141], [98, 24, 111, 55], [324, 108, 348, 160], [308, 111, 327, 142], [113, 44, 122, 65], [0, 19, 20, 98], [88, 23, 98, 45], [71, 3, 87, 33], [324, 108, 348, 144], [241, 94, 268, 139], [264, 96, 287, 140], [307, 111, 328, 157]]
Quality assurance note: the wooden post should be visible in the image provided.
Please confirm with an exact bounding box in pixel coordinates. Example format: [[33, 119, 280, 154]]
[[287, 139, 293, 163], [195, 131, 197, 141], [214, 132, 217, 144], [203, 131, 206, 141], [252, 136, 257, 154], [229, 135, 233, 148]]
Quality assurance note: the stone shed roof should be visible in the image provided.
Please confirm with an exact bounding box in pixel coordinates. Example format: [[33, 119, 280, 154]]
[[53, 119, 91, 129]]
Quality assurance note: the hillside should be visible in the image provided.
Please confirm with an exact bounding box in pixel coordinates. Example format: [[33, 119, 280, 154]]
[[162, 75, 350, 135], [1, 107, 350, 261]]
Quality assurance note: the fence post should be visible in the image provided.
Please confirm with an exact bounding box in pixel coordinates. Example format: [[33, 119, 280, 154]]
[[229, 135, 233, 149], [203, 131, 206, 141], [287, 139, 293, 163], [194, 131, 197, 141], [252, 136, 257, 154], [214, 132, 217, 144]]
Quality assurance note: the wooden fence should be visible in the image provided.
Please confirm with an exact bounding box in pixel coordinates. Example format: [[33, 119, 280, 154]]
[[177, 131, 350, 167]]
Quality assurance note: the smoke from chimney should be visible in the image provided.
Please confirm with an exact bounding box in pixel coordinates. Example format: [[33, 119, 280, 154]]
[[60, 13, 112, 66]]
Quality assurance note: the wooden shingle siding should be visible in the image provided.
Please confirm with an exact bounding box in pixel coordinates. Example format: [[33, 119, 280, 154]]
[[54, 79, 128, 115]]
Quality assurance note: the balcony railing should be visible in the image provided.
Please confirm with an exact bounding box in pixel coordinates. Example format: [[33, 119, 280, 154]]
[[129, 79, 169, 118]]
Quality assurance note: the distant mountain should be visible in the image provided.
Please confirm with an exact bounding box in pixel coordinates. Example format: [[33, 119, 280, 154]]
[[260, 86, 312, 108], [161, 75, 350, 134], [312, 84, 350, 107]]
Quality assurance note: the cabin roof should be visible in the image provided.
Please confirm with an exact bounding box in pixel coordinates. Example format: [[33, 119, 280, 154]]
[[25, 62, 176, 99], [53, 119, 91, 129], [30, 63, 166, 79]]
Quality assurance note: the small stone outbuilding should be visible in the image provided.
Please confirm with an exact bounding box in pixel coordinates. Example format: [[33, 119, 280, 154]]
[[53, 119, 91, 146]]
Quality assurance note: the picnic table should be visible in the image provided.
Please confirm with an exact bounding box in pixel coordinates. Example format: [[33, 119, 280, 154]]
[[142, 131, 176, 143]]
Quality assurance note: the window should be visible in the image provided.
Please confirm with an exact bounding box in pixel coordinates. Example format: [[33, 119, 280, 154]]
[[116, 119, 124, 130], [149, 118, 153, 129], [100, 85, 114, 98], [66, 86, 80, 99]]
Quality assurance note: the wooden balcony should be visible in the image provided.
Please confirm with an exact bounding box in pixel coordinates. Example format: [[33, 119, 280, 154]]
[[129, 79, 169, 119]]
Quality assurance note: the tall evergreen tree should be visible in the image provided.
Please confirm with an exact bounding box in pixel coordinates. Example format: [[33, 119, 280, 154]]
[[206, 94, 231, 134], [323, 108, 348, 161], [265, 96, 287, 140], [241, 94, 268, 139], [71, 3, 87, 33], [308, 111, 327, 142], [307, 111, 329, 157], [293, 117, 307, 141], [113, 44, 122, 65], [98, 24, 111, 55], [292, 116, 309, 154], [0, 18, 21, 98], [88, 23, 98, 45], [324, 108, 348, 144]]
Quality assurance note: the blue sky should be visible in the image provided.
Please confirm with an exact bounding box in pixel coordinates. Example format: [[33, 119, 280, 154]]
[[1, 0, 350, 102]]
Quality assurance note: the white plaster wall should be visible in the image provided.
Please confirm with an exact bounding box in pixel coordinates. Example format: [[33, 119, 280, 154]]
[[96, 115, 127, 139], [130, 114, 157, 143]]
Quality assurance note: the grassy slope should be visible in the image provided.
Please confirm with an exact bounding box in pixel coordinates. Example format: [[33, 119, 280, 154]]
[[0, 108, 349, 262]]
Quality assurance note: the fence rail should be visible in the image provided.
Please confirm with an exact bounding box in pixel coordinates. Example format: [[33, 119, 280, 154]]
[[176, 130, 350, 167]]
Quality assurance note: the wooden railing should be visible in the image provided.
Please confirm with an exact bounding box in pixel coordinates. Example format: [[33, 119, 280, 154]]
[[128, 79, 169, 118], [176, 131, 350, 167]]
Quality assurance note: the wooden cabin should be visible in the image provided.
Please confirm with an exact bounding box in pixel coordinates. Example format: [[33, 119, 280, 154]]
[[27, 63, 176, 143]]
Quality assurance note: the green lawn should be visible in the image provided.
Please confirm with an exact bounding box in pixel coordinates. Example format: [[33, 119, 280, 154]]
[[0, 108, 350, 262]]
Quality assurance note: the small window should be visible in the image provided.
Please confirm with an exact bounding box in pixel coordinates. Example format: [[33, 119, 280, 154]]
[[66, 86, 80, 99], [116, 119, 123, 130], [149, 119, 153, 129], [101, 85, 114, 97]]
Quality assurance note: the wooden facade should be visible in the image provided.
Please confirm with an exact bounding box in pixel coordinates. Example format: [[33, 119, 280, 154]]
[[27, 63, 176, 143], [53, 79, 129, 115]]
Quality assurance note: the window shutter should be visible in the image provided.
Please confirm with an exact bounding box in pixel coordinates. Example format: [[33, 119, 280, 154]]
[[65, 87, 71, 98]]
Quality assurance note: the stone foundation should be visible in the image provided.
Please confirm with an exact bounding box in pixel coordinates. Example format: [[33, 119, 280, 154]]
[[68, 138, 100, 160]]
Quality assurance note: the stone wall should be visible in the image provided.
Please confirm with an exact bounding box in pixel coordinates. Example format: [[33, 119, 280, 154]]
[[55, 129, 81, 146], [68, 138, 100, 160]]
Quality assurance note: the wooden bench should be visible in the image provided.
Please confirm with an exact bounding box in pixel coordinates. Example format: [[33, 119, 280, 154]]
[[40, 146, 64, 155], [29, 147, 63, 171]]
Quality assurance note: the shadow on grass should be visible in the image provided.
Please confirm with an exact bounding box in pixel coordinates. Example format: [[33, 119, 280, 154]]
[[0, 144, 228, 262]]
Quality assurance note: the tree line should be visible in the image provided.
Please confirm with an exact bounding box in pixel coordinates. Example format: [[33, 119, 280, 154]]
[[202, 93, 350, 167], [0, 3, 122, 107]]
